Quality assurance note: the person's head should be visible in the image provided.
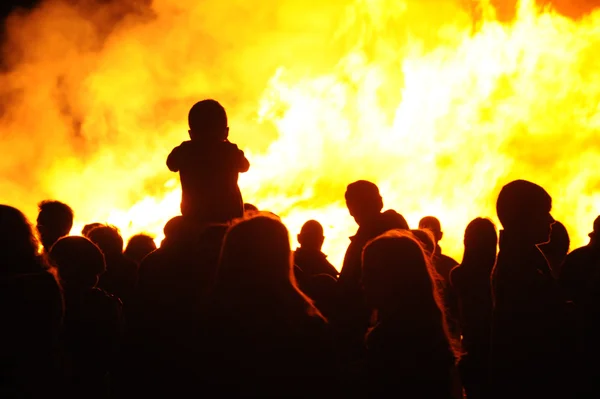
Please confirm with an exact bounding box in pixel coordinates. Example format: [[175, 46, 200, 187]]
[[589, 215, 600, 245], [87, 225, 123, 258], [37, 200, 74, 251], [540, 221, 570, 269], [381, 209, 410, 230], [463, 217, 498, 266], [298, 220, 325, 252], [0, 205, 45, 273], [410, 229, 436, 259], [418, 216, 443, 243], [217, 213, 320, 317], [124, 234, 157, 264], [244, 203, 259, 213], [496, 180, 554, 244], [362, 229, 443, 318], [50, 236, 105, 287], [188, 99, 228, 142], [82, 223, 103, 238], [345, 180, 384, 226]]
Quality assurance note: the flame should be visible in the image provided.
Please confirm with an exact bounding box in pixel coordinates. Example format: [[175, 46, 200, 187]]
[[1, 0, 600, 268]]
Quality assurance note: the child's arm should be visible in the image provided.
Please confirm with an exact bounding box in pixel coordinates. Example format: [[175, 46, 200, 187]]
[[166, 146, 181, 172], [238, 150, 250, 173]]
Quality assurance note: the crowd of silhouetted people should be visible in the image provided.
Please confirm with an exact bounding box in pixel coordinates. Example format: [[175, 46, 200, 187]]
[[3, 100, 600, 398]]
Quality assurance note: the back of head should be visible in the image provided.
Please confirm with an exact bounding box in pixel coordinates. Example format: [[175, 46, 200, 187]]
[[298, 220, 324, 251], [463, 217, 498, 266], [37, 200, 74, 250], [219, 213, 292, 289], [82, 223, 103, 238], [124, 234, 157, 264], [50, 236, 105, 286], [362, 230, 440, 315], [0, 205, 42, 273], [410, 229, 436, 258], [419, 216, 442, 242], [496, 180, 552, 230], [87, 225, 124, 257], [188, 99, 228, 140], [345, 180, 383, 225]]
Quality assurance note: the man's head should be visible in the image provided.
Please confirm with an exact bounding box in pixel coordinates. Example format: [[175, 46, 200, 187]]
[[37, 200, 74, 251], [588, 216, 600, 244], [87, 225, 124, 258], [298, 220, 325, 251], [496, 179, 554, 244], [188, 99, 229, 141], [345, 180, 383, 226], [418, 216, 443, 243]]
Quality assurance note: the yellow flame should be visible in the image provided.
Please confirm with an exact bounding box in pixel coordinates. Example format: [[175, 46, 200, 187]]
[[2, 0, 600, 268]]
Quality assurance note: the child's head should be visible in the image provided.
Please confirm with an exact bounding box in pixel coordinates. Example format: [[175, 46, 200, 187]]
[[188, 99, 229, 141], [496, 179, 555, 244]]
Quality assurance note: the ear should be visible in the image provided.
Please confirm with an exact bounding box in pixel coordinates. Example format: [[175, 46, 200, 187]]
[[297, 234, 302, 244], [439, 231, 444, 241]]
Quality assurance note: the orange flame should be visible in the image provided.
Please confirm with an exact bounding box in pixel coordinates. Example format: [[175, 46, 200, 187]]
[[1, 0, 599, 268]]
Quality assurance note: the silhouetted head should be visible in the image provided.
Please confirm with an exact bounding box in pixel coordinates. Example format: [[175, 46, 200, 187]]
[[82, 222, 103, 238], [419, 216, 443, 243], [188, 99, 229, 142], [411, 229, 436, 259], [381, 209, 410, 230], [124, 234, 157, 264], [0, 205, 45, 273], [298, 220, 325, 252], [462, 217, 498, 266], [589, 215, 600, 244], [496, 180, 554, 244], [540, 221, 570, 273], [36, 200, 74, 251], [244, 203, 259, 213], [162, 216, 201, 247], [345, 180, 383, 226], [362, 229, 442, 318], [87, 225, 124, 258], [50, 236, 105, 288]]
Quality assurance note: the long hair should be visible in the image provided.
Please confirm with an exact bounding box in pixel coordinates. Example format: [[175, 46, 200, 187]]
[[462, 217, 498, 269], [363, 229, 455, 352], [215, 213, 324, 321], [0, 205, 49, 273]]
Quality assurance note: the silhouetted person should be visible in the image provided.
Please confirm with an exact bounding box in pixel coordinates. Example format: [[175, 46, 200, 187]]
[[411, 228, 436, 259], [450, 218, 498, 399], [0, 205, 64, 397], [560, 216, 600, 303], [50, 236, 122, 398], [490, 180, 575, 399], [122, 218, 228, 398], [294, 220, 338, 279], [204, 214, 333, 397], [419, 216, 459, 281], [361, 230, 460, 398], [88, 225, 137, 304], [244, 203, 259, 215], [124, 233, 156, 265], [167, 99, 250, 224], [540, 220, 570, 279], [37, 200, 73, 252], [82, 222, 103, 238], [337, 180, 409, 361]]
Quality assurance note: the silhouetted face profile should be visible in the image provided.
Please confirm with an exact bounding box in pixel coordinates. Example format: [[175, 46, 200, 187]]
[[496, 179, 554, 244], [0, 205, 41, 271], [463, 217, 498, 264], [362, 230, 437, 313], [589, 215, 600, 245], [50, 236, 105, 287], [298, 220, 325, 252], [36, 200, 74, 252], [87, 225, 124, 257], [188, 99, 229, 141], [418, 216, 443, 243], [345, 180, 384, 226]]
